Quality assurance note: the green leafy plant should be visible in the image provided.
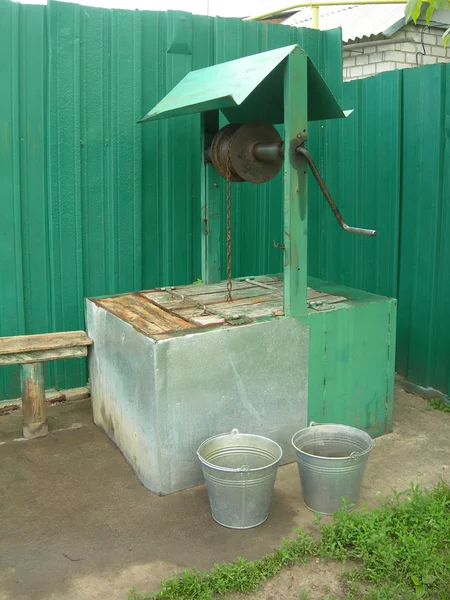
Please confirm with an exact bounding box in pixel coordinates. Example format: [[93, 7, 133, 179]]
[[320, 482, 450, 598], [127, 530, 315, 600], [427, 397, 450, 412], [405, 0, 450, 46], [128, 482, 450, 600]]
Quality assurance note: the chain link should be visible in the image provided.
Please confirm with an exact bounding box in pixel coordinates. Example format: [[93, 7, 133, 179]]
[[226, 150, 233, 302]]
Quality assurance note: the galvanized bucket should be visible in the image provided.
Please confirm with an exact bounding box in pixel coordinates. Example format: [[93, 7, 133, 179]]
[[197, 429, 282, 529], [291, 422, 373, 515]]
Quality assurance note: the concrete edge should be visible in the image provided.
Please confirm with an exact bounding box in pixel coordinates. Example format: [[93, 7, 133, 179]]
[[395, 374, 449, 403]]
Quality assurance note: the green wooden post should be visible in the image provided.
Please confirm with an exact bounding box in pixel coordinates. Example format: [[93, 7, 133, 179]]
[[201, 112, 222, 284], [283, 49, 308, 316]]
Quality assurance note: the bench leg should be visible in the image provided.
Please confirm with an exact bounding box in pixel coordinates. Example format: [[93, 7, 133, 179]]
[[21, 363, 48, 439]]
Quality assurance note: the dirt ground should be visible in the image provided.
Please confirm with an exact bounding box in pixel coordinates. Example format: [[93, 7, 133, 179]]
[[228, 559, 356, 600], [0, 382, 448, 600]]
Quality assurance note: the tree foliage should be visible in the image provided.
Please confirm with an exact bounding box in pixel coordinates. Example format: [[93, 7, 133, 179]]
[[405, 0, 450, 46]]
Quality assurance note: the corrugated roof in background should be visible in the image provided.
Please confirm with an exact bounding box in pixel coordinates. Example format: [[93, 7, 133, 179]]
[[284, 4, 406, 42]]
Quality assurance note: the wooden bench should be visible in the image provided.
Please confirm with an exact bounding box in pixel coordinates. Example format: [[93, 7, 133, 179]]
[[0, 331, 92, 439]]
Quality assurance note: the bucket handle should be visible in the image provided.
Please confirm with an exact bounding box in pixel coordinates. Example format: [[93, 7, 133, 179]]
[[348, 452, 362, 460], [230, 430, 251, 473], [309, 422, 363, 460]]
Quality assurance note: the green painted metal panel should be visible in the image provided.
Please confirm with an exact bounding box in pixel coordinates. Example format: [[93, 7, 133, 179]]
[[283, 50, 309, 316], [398, 64, 450, 395], [140, 45, 295, 123], [0, 2, 342, 400], [309, 65, 449, 397], [302, 278, 396, 437], [140, 44, 348, 125], [0, 1, 49, 399]]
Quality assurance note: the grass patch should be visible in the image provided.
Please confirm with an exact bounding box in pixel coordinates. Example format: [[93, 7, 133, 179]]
[[318, 482, 450, 598], [426, 397, 450, 412], [128, 481, 450, 600], [128, 530, 315, 600]]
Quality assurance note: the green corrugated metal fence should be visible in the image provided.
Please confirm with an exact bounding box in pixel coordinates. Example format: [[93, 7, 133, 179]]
[[397, 65, 450, 395], [311, 70, 402, 300], [312, 65, 450, 396], [0, 0, 342, 399], [1, 1, 449, 400]]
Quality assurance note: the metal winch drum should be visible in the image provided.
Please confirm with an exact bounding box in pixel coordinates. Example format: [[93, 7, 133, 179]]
[[207, 120, 377, 237], [209, 120, 283, 183], [292, 422, 374, 515], [197, 429, 283, 529]]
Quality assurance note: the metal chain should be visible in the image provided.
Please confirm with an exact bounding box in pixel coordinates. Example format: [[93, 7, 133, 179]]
[[226, 150, 233, 302]]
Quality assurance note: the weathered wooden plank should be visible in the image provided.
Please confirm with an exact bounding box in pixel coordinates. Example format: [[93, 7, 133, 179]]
[[307, 288, 325, 300], [174, 279, 255, 296], [241, 278, 279, 290], [95, 297, 167, 337], [142, 291, 195, 311], [175, 306, 208, 318], [190, 286, 278, 305], [146, 286, 278, 311], [174, 304, 226, 326], [209, 295, 274, 309], [144, 284, 346, 326], [145, 280, 344, 313], [214, 300, 283, 319], [0, 330, 92, 356], [205, 297, 282, 318], [238, 276, 282, 285], [189, 315, 226, 326], [241, 301, 285, 318], [0, 346, 88, 366], [98, 294, 196, 336]]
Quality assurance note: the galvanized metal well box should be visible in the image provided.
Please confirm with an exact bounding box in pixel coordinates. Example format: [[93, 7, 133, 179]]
[[86, 275, 395, 495], [86, 279, 309, 494]]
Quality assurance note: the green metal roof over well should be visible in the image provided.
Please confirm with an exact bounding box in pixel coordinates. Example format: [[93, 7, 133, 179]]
[[139, 45, 350, 125]]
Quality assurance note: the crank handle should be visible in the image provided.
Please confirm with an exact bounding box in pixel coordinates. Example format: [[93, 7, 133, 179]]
[[295, 146, 377, 237]]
